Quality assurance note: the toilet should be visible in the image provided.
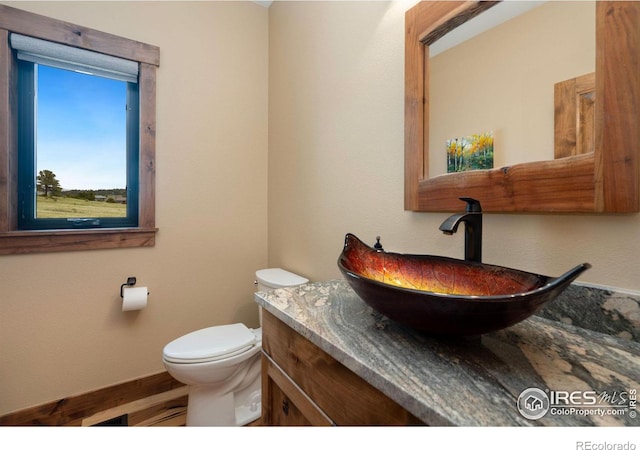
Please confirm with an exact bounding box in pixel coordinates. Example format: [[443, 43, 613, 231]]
[[162, 268, 309, 426]]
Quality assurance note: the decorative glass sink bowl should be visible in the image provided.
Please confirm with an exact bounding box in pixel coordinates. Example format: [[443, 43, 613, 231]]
[[337, 233, 591, 335]]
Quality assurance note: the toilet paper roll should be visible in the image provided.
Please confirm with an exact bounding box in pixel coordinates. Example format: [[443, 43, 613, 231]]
[[122, 286, 148, 311]]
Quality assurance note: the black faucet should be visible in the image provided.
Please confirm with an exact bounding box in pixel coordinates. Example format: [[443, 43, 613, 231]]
[[439, 197, 482, 263]]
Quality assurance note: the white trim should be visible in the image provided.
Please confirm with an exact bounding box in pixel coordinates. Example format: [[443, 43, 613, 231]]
[[253, 1, 272, 8]]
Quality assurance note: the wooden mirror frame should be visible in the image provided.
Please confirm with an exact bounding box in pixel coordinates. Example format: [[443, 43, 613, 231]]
[[405, 1, 639, 213]]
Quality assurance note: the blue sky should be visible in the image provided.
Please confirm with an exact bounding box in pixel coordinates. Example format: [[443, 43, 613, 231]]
[[37, 65, 127, 190]]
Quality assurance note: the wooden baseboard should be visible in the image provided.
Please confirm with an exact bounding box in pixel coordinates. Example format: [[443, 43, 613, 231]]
[[81, 385, 189, 427], [0, 372, 187, 426]]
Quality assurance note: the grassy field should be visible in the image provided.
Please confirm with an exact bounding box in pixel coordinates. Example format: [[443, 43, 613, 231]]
[[37, 196, 126, 218]]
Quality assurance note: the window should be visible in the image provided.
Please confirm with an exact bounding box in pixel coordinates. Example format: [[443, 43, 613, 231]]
[[12, 34, 140, 230], [0, 5, 159, 254]]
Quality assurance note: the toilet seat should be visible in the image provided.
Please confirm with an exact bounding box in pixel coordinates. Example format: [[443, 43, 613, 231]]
[[163, 323, 257, 364]]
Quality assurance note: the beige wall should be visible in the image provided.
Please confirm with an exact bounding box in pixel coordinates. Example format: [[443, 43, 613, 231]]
[[0, 1, 268, 415], [1, 0, 639, 418], [268, 1, 640, 291]]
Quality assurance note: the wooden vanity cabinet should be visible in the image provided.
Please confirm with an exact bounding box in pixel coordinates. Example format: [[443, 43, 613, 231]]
[[261, 310, 424, 426]]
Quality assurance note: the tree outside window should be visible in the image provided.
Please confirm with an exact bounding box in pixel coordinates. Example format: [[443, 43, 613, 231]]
[[36, 169, 62, 198]]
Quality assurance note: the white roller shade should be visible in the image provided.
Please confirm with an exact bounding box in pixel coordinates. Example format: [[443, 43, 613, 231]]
[[10, 33, 138, 83]]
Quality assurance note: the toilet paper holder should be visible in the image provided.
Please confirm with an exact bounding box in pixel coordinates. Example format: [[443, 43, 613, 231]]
[[120, 277, 138, 298]]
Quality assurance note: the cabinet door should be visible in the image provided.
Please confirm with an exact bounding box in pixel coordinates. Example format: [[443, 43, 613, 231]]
[[262, 354, 334, 426], [262, 310, 424, 425]]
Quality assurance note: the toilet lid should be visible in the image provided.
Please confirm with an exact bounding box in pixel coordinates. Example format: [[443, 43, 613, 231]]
[[163, 323, 257, 364]]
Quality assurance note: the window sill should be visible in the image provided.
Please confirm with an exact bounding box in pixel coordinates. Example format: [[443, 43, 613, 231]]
[[0, 227, 158, 255]]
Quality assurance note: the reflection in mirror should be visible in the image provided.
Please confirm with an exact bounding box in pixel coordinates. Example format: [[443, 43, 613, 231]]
[[429, 2, 543, 57], [429, 1, 595, 177], [404, 0, 640, 213]]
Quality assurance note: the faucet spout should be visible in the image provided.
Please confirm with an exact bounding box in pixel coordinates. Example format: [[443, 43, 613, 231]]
[[439, 213, 466, 235], [439, 198, 482, 263]]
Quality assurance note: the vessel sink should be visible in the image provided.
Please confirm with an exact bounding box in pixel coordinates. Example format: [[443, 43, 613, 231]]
[[337, 233, 590, 335]]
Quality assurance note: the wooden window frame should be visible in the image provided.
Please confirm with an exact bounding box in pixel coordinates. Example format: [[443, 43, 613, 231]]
[[0, 5, 159, 254]]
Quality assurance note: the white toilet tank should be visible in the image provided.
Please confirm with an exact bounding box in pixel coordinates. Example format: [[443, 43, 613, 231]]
[[255, 268, 308, 327], [255, 268, 308, 292]]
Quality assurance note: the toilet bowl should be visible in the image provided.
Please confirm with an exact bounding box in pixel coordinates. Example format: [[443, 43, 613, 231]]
[[162, 268, 308, 426], [163, 324, 262, 426]]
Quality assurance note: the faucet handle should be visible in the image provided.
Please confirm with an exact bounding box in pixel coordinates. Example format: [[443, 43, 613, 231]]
[[459, 197, 482, 213]]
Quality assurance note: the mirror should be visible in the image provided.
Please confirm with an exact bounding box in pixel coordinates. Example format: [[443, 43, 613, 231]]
[[404, 0, 639, 213], [429, 1, 595, 177]]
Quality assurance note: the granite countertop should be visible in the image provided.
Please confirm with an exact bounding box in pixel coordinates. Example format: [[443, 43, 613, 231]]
[[255, 279, 640, 426]]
